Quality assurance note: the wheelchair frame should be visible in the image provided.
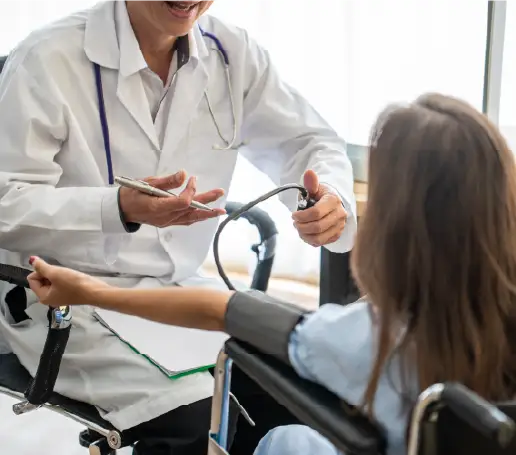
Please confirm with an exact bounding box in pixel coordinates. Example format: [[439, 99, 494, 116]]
[[208, 351, 233, 455]]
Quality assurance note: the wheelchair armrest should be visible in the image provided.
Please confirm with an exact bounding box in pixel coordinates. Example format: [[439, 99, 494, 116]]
[[0, 263, 72, 409], [225, 339, 386, 455], [225, 201, 278, 292], [320, 249, 360, 306]]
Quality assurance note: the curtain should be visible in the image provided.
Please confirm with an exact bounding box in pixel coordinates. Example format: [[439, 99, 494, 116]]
[[0, 0, 490, 282]]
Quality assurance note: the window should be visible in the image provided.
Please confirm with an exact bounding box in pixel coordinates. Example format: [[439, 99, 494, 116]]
[[499, 1, 516, 149], [210, 0, 490, 280], [0, 0, 96, 55]]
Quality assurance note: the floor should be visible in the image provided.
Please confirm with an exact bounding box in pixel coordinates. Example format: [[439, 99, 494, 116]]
[[0, 274, 319, 454], [0, 397, 132, 455]]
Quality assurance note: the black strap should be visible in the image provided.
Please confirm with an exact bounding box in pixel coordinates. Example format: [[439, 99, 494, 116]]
[[0, 264, 31, 323], [5, 286, 29, 324]]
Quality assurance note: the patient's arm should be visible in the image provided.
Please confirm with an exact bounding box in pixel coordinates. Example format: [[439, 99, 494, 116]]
[[96, 286, 232, 331], [29, 256, 307, 362], [95, 287, 308, 363], [29, 256, 233, 329]]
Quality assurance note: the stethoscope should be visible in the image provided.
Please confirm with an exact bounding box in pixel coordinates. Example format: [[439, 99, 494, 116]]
[[94, 26, 239, 186]]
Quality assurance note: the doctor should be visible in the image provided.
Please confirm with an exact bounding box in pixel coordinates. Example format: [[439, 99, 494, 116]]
[[0, 1, 356, 454]]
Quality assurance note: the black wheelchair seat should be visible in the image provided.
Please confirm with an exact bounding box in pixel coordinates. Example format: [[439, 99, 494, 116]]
[[0, 353, 32, 395]]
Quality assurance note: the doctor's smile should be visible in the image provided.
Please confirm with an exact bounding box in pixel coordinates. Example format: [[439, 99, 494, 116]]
[[163, 1, 204, 20]]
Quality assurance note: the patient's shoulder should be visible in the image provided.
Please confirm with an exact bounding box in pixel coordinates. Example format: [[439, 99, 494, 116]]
[[289, 300, 376, 403], [298, 299, 375, 353]]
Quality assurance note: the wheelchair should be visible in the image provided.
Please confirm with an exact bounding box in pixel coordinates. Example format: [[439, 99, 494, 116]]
[[0, 202, 278, 455]]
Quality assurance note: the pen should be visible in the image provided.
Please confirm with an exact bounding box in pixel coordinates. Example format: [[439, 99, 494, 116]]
[[114, 176, 215, 212]]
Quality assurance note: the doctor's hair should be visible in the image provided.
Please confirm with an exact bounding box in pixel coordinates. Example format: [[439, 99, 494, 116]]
[[351, 93, 516, 416]]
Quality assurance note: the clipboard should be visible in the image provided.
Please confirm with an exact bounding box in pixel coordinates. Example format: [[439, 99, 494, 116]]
[[93, 309, 229, 379]]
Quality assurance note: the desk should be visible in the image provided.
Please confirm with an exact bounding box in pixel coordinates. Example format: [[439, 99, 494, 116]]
[[319, 180, 368, 306]]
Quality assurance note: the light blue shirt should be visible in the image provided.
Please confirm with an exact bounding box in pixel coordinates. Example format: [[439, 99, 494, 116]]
[[253, 300, 418, 455]]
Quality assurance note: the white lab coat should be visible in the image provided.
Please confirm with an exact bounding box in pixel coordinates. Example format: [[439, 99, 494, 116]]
[[0, 1, 356, 430]]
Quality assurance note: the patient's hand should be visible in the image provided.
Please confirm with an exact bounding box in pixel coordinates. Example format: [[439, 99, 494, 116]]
[[27, 256, 111, 307]]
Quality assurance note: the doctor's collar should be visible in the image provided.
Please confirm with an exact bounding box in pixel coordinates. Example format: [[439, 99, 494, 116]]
[[93, 0, 191, 78], [115, 0, 190, 77], [84, 1, 209, 73]]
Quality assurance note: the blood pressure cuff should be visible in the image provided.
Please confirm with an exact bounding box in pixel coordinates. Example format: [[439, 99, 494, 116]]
[[224, 290, 310, 365]]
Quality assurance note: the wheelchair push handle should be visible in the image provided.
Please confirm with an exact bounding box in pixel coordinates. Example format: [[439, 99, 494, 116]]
[[442, 382, 516, 448], [225, 202, 278, 242]]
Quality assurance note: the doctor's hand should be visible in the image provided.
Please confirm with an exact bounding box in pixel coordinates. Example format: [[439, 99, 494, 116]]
[[27, 257, 110, 308], [119, 170, 226, 228], [292, 170, 347, 247]]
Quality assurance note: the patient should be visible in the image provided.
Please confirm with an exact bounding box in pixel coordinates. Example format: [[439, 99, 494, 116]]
[[26, 93, 516, 455]]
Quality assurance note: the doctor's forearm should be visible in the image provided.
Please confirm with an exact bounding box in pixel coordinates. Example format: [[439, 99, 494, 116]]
[[94, 287, 234, 331]]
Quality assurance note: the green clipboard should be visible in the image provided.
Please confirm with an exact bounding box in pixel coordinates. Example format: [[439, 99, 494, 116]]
[[93, 312, 215, 380]]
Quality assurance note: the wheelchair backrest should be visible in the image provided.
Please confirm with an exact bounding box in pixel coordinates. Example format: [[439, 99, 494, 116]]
[[421, 402, 516, 455]]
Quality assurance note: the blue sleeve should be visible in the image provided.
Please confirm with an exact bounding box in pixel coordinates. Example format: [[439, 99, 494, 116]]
[[288, 301, 376, 406], [253, 425, 341, 455]]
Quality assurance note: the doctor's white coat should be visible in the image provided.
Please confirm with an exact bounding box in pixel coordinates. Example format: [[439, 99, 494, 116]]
[[0, 1, 356, 430]]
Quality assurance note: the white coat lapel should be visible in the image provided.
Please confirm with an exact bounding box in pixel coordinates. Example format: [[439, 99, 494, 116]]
[[84, 1, 160, 151], [161, 62, 209, 154], [116, 73, 160, 151], [160, 26, 210, 158]]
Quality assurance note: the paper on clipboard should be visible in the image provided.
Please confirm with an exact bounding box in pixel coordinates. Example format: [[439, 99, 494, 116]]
[[94, 309, 229, 377]]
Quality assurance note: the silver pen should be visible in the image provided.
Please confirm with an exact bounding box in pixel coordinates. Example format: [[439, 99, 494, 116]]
[[114, 176, 214, 212]]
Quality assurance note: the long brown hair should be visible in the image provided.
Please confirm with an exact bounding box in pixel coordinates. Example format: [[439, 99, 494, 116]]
[[351, 93, 516, 415]]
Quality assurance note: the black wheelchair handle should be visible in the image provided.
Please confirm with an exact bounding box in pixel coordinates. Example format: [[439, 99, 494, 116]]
[[442, 382, 516, 447], [225, 201, 278, 241], [224, 202, 278, 293], [0, 263, 31, 288]]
